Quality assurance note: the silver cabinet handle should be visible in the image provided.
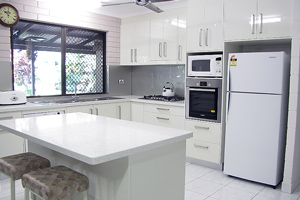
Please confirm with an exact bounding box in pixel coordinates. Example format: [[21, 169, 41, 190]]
[[134, 49, 137, 63], [259, 13, 263, 34], [199, 29, 203, 46], [194, 125, 209, 130], [95, 108, 99, 115], [205, 28, 208, 46], [156, 107, 170, 111], [159, 42, 162, 57], [118, 106, 121, 119], [251, 14, 255, 34], [131, 49, 134, 63], [194, 144, 209, 149], [0, 116, 13, 120], [156, 117, 170, 120], [164, 42, 167, 57], [178, 45, 182, 61]]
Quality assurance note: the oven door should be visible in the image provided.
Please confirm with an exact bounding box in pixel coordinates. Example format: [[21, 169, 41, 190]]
[[186, 87, 220, 122]]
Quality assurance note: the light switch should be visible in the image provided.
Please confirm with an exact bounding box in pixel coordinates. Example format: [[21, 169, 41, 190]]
[[118, 79, 124, 85]]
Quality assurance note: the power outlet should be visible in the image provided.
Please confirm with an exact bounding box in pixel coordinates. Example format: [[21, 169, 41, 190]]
[[118, 79, 125, 85]]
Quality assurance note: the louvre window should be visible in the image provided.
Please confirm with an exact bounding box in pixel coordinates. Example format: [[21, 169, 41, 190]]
[[12, 20, 106, 97]]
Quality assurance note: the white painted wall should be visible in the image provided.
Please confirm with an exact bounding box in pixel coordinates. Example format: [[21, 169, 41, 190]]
[[0, 0, 121, 63], [282, 0, 300, 193]]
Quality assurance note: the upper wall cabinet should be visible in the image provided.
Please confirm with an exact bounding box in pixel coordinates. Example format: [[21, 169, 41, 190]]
[[149, 12, 186, 64], [120, 20, 150, 65], [186, 0, 224, 52], [224, 0, 292, 41]]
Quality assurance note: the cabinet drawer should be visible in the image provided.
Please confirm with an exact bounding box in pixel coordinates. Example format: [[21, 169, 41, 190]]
[[186, 139, 221, 164], [144, 104, 184, 116], [0, 111, 22, 132], [185, 119, 221, 144], [144, 112, 185, 129]]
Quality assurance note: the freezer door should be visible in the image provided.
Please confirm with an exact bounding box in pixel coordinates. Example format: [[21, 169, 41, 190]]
[[228, 52, 289, 94], [224, 92, 286, 186]]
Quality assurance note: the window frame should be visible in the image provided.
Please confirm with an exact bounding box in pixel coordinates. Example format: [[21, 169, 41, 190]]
[[11, 19, 107, 98]]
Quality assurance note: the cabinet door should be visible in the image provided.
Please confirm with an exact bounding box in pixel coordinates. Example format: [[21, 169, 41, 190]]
[[177, 13, 186, 64], [131, 102, 144, 123], [163, 15, 178, 63], [95, 103, 117, 118], [0, 112, 24, 157], [66, 105, 94, 114], [120, 23, 135, 65], [150, 18, 164, 62], [257, 0, 292, 39], [204, 2, 223, 51], [224, 0, 257, 41], [135, 20, 150, 64], [117, 102, 131, 121]]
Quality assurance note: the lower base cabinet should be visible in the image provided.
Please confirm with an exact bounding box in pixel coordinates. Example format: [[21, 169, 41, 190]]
[[95, 102, 131, 121]]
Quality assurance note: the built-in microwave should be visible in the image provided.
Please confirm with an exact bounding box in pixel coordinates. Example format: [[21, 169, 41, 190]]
[[187, 54, 222, 77]]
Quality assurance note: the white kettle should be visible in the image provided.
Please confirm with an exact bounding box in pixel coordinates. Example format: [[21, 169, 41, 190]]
[[162, 82, 175, 97]]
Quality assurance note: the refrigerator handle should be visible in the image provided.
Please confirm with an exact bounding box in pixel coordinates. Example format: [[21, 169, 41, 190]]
[[227, 92, 231, 123]]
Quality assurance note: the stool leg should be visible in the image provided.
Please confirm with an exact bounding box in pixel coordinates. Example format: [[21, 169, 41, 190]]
[[10, 178, 15, 200], [24, 188, 29, 200], [83, 191, 88, 200]]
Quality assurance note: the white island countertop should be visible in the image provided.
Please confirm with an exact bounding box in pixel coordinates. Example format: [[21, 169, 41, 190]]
[[0, 112, 192, 165]]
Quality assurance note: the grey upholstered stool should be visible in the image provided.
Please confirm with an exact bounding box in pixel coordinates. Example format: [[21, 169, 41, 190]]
[[22, 165, 89, 200], [0, 152, 51, 200]]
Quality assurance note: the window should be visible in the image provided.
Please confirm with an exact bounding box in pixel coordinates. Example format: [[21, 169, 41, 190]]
[[12, 20, 106, 97]]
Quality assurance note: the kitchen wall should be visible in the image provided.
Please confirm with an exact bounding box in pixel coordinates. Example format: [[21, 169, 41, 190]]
[[108, 65, 185, 97], [0, 0, 121, 91]]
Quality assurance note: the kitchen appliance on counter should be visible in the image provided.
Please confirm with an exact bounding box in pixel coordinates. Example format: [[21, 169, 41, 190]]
[[162, 82, 175, 97], [224, 52, 290, 186], [185, 77, 222, 123], [0, 91, 27, 105], [187, 54, 222, 77], [140, 95, 184, 102]]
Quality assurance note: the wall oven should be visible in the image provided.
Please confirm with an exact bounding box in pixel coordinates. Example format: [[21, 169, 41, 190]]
[[185, 77, 222, 123]]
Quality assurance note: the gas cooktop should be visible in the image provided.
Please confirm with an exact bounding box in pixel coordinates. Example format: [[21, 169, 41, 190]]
[[139, 95, 184, 102]]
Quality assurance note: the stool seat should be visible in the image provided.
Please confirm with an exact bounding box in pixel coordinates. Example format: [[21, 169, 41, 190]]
[[0, 152, 51, 180], [22, 165, 89, 200]]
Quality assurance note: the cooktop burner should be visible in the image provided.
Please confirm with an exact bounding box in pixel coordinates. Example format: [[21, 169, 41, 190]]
[[140, 95, 184, 102]]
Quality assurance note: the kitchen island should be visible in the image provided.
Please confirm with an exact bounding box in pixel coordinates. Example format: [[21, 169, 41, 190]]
[[0, 112, 192, 200]]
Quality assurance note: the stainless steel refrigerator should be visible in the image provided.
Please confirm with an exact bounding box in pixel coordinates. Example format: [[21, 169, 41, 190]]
[[224, 51, 290, 186]]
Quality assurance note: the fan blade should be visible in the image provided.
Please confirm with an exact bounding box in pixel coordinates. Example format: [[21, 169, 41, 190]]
[[145, 3, 164, 13], [150, 0, 174, 2], [102, 1, 134, 7]]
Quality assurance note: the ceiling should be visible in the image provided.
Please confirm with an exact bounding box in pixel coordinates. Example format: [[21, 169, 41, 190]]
[[94, 0, 188, 18]]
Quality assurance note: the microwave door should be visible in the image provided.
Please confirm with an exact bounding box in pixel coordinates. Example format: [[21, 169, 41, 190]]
[[189, 60, 211, 76]]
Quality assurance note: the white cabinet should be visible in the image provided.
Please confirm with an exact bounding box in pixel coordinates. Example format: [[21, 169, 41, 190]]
[[66, 105, 94, 114], [177, 13, 187, 64], [131, 102, 144, 123], [0, 112, 24, 157], [224, 0, 292, 41], [185, 119, 222, 164], [94, 102, 131, 121], [186, 0, 223, 52], [143, 104, 185, 129], [120, 20, 150, 65]]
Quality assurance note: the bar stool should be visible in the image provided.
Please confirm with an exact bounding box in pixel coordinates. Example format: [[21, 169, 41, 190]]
[[22, 165, 89, 200], [0, 152, 51, 200]]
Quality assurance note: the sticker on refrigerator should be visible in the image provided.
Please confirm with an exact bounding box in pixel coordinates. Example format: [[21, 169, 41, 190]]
[[230, 55, 237, 66]]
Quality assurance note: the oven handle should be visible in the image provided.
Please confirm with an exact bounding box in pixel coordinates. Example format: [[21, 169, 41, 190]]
[[189, 88, 216, 92]]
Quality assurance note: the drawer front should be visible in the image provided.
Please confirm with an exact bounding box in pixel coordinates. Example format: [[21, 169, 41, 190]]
[[144, 104, 184, 117], [144, 112, 185, 129], [185, 119, 221, 144], [0, 111, 22, 133], [186, 139, 221, 164]]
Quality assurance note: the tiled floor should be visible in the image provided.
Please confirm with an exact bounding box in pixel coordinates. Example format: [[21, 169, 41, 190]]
[[1, 162, 300, 200]]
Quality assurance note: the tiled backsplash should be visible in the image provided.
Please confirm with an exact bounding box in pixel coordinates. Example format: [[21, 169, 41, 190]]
[[108, 65, 185, 97]]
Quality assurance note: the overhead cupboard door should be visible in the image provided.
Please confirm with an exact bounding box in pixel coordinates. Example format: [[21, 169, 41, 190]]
[[228, 52, 289, 94], [224, 92, 284, 185]]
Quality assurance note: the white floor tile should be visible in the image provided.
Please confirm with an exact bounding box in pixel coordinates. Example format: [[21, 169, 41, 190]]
[[258, 186, 300, 200], [252, 195, 279, 200], [201, 170, 235, 186], [185, 178, 224, 196], [210, 186, 257, 200], [185, 164, 214, 184], [185, 189, 207, 200], [226, 178, 266, 194]]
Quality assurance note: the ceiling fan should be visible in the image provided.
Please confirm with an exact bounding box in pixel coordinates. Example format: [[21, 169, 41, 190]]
[[101, 0, 174, 13]]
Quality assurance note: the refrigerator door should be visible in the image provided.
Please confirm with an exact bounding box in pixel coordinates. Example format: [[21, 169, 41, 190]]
[[224, 92, 285, 186], [228, 52, 288, 94]]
